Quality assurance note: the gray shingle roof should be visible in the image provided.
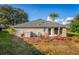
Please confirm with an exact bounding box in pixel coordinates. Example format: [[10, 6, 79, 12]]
[[14, 19, 66, 28]]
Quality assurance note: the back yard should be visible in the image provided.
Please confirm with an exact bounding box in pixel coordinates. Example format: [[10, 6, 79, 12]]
[[0, 31, 79, 55], [0, 4, 79, 55]]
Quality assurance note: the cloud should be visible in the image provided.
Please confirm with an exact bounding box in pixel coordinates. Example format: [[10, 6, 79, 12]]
[[47, 16, 74, 25], [62, 17, 74, 25], [62, 21, 67, 25], [65, 17, 74, 21], [66, 17, 74, 20], [47, 16, 52, 21]]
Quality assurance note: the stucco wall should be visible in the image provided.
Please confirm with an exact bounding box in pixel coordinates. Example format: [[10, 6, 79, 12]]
[[15, 28, 48, 37], [14, 27, 67, 37]]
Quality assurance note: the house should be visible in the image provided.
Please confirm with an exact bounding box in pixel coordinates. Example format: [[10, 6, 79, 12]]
[[14, 19, 67, 37]]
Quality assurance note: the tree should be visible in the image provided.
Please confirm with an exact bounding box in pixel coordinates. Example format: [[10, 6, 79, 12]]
[[0, 5, 28, 26], [49, 12, 60, 35], [69, 15, 79, 33]]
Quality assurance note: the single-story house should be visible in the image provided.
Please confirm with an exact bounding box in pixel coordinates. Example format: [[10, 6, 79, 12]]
[[14, 19, 67, 37]]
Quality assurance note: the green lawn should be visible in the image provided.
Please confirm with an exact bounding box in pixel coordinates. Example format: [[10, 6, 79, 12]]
[[0, 31, 43, 55]]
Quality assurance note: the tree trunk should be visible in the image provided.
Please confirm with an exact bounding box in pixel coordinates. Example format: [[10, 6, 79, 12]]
[[52, 18, 54, 36]]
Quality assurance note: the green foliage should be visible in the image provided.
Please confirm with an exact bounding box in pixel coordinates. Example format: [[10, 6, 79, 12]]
[[0, 5, 28, 26], [69, 15, 79, 33], [6, 26, 15, 34], [49, 12, 59, 19], [69, 22, 79, 32], [49, 12, 59, 21]]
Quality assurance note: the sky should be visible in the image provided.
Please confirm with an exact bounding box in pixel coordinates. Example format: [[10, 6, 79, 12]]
[[9, 4, 79, 23]]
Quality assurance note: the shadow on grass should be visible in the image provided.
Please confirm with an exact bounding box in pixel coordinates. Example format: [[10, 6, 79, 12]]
[[10, 35, 45, 55]]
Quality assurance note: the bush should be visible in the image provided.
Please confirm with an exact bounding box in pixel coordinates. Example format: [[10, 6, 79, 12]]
[[67, 32, 79, 36], [6, 26, 15, 34]]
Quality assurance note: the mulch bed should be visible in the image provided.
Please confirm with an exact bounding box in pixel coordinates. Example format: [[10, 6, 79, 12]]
[[22, 37, 77, 44]]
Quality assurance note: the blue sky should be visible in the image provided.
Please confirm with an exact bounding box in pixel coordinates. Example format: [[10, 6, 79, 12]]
[[9, 4, 79, 21]]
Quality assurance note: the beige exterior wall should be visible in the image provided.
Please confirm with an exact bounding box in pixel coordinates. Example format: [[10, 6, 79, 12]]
[[15, 28, 48, 37], [15, 27, 67, 37]]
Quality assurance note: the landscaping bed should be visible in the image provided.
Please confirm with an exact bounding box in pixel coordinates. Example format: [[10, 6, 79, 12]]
[[22, 36, 79, 55], [23, 36, 79, 44]]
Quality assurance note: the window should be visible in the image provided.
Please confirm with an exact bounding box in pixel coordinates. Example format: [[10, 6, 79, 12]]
[[54, 27, 62, 35], [54, 28, 58, 34], [60, 28, 62, 34]]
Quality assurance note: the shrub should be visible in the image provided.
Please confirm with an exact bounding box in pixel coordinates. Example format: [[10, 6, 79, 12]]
[[67, 32, 79, 36], [6, 26, 15, 34]]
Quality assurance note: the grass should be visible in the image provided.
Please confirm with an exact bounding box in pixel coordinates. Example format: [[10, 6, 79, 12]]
[[67, 32, 79, 36], [0, 31, 43, 55]]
